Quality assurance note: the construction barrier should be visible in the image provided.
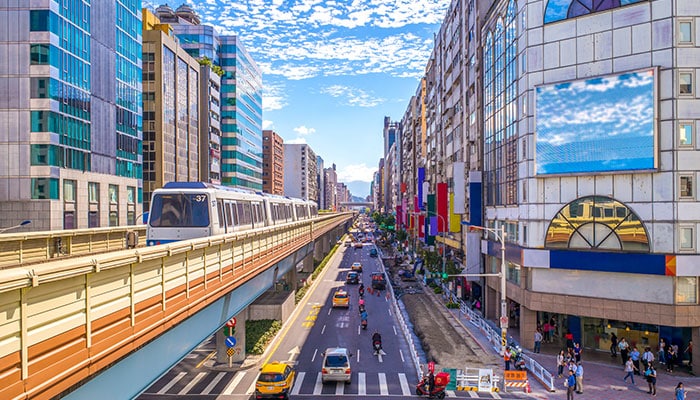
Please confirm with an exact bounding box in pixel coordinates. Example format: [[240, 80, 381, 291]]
[[454, 368, 500, 392], [503, 371, 531, 393]]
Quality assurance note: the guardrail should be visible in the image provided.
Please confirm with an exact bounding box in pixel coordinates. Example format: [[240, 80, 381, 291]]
[[441, 284, 557, 392], [0, 225, 148, 269]]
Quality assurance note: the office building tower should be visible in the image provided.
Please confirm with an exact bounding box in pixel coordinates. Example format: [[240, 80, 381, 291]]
[[0, 1, 142, 231], [283, 144, 317, 202], [262, 130, 284, 195]]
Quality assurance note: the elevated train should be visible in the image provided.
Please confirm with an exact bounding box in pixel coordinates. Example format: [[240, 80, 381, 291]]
[[146, 182, 318, 246]]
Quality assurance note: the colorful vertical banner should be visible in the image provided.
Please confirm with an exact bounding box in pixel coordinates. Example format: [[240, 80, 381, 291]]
[[429, 216, 438, 236], [417, 168, 425, 210], [396, 205, 403, 229], [418, 215, 426, 239], [436, 182, 448, 233], [449, 193, 461, 232]]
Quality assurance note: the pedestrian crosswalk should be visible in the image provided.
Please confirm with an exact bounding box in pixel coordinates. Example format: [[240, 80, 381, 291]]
[[145, 370, 516, 398]]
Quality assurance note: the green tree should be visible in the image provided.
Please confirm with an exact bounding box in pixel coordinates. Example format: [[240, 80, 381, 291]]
[[395, 229, 408, 243]]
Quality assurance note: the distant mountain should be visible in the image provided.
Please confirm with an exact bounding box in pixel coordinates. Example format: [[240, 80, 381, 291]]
[[351, 195, 366, 203], [345, 180, 371, 199]]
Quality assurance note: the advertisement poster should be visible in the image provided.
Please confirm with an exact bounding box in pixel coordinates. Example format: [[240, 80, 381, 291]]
[[478, 369, 492, 392]]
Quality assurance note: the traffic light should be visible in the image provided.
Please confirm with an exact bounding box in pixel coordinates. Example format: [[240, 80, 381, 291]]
[[442, 272, 448, 279]]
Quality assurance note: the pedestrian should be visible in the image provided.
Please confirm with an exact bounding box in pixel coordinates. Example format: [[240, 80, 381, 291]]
[[566, 369, 576, 400], [565, 330, 574, 351], [610, 332, 618, 358], [645, 364, 656, 396], [642, 346, 655, 370], [631, 347, 641, 375], [557, 350, 566, 378], [575, 361, 584, 394], [659, 338, 667, 365], [675, 382, 686, 400], [504, 346, 511, 371], [574, 342, 582, 363], [534, 328, 543, 353], [685, 340, 693, 371], [623, 356, 637, 384], [619, 338, 630, 365], [667, 346, 677, 373], [544, 321, 551, 343]]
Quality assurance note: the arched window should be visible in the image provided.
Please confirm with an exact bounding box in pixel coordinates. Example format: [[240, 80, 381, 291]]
[[544, 0, 646, 24], [545, 196, 649, 252]]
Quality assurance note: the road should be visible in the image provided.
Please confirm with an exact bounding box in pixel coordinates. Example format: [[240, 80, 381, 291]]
[[138, 237, 522, 399]]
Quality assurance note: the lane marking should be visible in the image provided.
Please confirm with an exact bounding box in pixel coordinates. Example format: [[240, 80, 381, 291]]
[[178, 372, 206, 394], [399, 349, 405, 362], [491, 391, 502, 398], [157, 372, 186, 394], [378, 372, 388, 395], [196, 351, 217, 369], [311, 348, 318, 363], [358, 372, 366, 396], [222, 371, 245, 395], [201, 372, 226, 395], [468, 390, 479, 398], [244, 374, 257, 395], [313, 372, 323, 395], [335, 380, 344, 395], [446, 390, 457, 397], [399, 373, 411, 396], [291, 371, 305, 395], [393, 326, 398, 335], [321, 324, 326, 334]]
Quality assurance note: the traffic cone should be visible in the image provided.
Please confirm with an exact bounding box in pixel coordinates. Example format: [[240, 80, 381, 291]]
[[524, 380, 531, 393]]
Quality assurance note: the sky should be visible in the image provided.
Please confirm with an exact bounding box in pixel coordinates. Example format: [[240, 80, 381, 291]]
[[535, 69, 655, 175], [144, 0, 450, 198]]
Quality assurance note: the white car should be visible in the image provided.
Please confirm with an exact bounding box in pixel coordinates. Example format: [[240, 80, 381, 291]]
[[321, 347, 352, 383]]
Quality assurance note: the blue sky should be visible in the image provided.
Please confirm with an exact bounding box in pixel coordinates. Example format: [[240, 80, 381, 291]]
[[145, 1, 449, 197]]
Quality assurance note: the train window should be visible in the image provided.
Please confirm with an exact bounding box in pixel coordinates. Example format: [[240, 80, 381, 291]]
[[236, 203, 245, 225], [226, 202, 234, 227], [149, 193, 210, 227], [217, 201, 225, 230], [244, 202, 252, 226]]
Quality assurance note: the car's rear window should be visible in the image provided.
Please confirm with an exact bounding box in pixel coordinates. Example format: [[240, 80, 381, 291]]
[[258, 373, 285, 382], [325, 355, 348, 367], [334, 293, 348, 299]]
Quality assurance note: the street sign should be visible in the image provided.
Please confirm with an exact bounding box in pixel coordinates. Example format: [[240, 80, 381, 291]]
[[225, 318, 237, 327], [500, 316, 509, 328], [225, 336, 237, 348], [226, 347, 235, 357]]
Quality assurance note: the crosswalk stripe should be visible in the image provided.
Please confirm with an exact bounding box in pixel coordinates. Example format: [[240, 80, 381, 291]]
[[201, 372, 226, 395], [313, 372, 323, 395], [490, 391, 502, 399], [378, 373, 388, 395], [245, 374, 257, 395], [157, 372, 186, 394], [398, 373, 411, 396], [468, 390, 479, 398], [222, 371, 245, 395], [335, 380, 344, 395], [446, 390, 457, 397], [178, 372, 206, 394], [358, 372, 366, 395], [291, 371, 305, 395]]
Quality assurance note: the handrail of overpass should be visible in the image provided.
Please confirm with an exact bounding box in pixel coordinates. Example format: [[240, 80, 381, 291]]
[[0, 212, 353, 400], [0, 225, 148, 269]]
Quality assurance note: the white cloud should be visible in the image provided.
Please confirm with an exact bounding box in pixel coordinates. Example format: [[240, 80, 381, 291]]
[[286, 137, 308, 144], [262, 120, 274, 129], [321, 85, 385, 107], [337, 163, 376, 182], [294, 126, 316, 136], [262, 82, 287, 111]]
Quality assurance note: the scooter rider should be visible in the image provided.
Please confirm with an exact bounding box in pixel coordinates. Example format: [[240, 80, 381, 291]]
[[359, 283, 365, 297], [372, 330, 382, 354], [360, 310, 368, 322]]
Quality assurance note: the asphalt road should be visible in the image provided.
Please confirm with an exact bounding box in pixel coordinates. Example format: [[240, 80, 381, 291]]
[[138, 238, 523, 399]]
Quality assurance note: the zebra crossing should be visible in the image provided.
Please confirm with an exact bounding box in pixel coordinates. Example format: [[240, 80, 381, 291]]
[[145, 370, 514, 398]]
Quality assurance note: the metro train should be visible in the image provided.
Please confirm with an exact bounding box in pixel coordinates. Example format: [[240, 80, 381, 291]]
[[146, 182, 318, 246]]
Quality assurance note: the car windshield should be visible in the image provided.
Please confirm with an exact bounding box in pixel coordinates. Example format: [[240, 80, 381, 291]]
[[150, 193, 210, 227], [258, 373, 285, 382], [335, 293, 348, 299], [325, 355, 348, 367]]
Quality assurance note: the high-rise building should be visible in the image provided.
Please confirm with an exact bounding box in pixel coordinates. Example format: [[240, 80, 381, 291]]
[[283, 144, 317, 202], [141, 9, 201, 212], [316, 155, 324, 208], [323, 165, 338, 211], [198, 64, 222, 184], [155, 4, 264, 191], [262, 130, 284, 195], [0, 1, 142, 231]]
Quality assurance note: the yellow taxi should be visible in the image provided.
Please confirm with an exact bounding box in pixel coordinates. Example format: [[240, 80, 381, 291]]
[[351, 262, 363, 272], [255, 361, 295, 399], [332, 289, 350, 308]]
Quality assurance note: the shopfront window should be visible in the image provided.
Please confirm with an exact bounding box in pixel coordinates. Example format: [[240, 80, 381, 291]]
[[676, 277, 698, 304]]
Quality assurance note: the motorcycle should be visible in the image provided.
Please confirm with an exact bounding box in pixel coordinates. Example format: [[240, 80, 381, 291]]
[[361, 319, 368, 330], [508, 343, 526, 370], [415, 376, 446, 399]]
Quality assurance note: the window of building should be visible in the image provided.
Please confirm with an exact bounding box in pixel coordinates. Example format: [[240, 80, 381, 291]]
[[677, 277, 698, 304], [680, 227, 695, 250], [679, 20, 694, 44], [679, 122, 694, 147], [31, 178, 59, 199], [544, 0, 646, 24], [64, 180, 76, 203], [88, 182, 99, 203], [680, 175, 694, 198], [30, 44, 50, 65], [679, 71, 693, 95]]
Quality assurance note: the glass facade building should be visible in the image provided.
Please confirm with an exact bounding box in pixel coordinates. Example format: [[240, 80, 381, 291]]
[[0, 1, 142, 231]]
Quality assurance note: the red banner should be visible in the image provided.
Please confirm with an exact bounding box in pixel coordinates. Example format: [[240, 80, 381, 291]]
[[436, 182, 448, 233]]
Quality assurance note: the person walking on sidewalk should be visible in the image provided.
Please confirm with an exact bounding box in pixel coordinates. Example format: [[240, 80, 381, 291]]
[[566, 369, 576, 400], [684, 340, 693, 372], [642, 347, 655, 370], [645, 364, 657, 396], [623, 356, 637, 384], [668, 346, 677, 373], [575, 361, 584, 394], [631, 346, 641, 375], [659, 338, 667, 365], [557, 350, 566, 378], [675, 382, 687, 400], [534, 328, 543, 353], [619, 338, 630, 365], [610, 332, 619, 358]]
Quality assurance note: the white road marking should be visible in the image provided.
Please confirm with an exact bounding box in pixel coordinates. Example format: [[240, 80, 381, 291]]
[[358, 372, 366, 396], [491, 391, 502, 398], [378, 372, 388, 395], [357, 349, 361, 363], [222, 371, 245, 395], [313, 372, 323, 395], [393, 326, 398, 335], [178, 372, 206, 394], [327, 308, 332, 316], [201, 372, 226, 395], [377, 352, 384, 362], [399, 349, 405, 362], [244, 374, 256, 395], [157, 372, 186, 394], [446, 390, 457, 397], [311, 348, 318, 362], [321, 324, 326, 334], [291, 371, 304, 395], [335, 380, 344, 395], [399, 373, 411, 396], [468, 390, 479, 398]]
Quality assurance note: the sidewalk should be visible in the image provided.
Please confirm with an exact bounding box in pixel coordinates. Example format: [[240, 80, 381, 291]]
[[443, 304, 700, 399]]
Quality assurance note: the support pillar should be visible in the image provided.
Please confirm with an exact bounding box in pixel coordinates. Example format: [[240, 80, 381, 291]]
[[302, 254, 315, 273], [692, 327, 700, 373], [313, 241, 323, 262], [519, 306, 537, 351], [216, 311, 246, 364]]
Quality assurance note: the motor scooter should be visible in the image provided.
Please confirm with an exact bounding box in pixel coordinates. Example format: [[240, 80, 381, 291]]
[[415, 376, 446, 399], [361, 319, 368, 330], [373, 340, 382, 355]]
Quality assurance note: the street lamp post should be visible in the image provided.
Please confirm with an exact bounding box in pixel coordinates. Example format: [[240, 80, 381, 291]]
[[465, 224, 508, 356], [0, 220, 31, 234]]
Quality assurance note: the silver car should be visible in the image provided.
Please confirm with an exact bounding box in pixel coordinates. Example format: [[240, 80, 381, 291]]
[[321, 347, 352, 383]]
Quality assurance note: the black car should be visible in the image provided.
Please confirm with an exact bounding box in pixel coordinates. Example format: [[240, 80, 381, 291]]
[[370, 272, 386, 290], [346, 271, 360, 284], [369, 248, 378, 257]]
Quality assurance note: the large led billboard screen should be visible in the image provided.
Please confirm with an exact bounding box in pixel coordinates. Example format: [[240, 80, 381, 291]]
[[535, 69, 656, 175]]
